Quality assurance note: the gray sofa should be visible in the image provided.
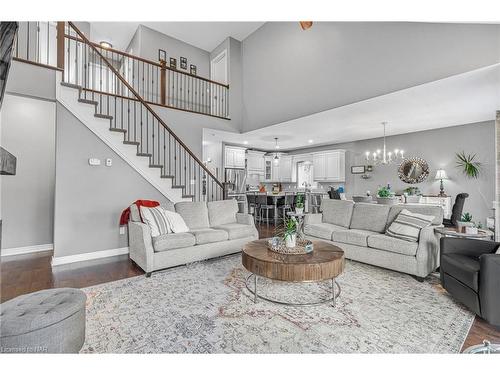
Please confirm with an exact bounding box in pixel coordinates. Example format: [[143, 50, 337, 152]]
[[304, 200, 444, 279], [128, 199, 258, 275]]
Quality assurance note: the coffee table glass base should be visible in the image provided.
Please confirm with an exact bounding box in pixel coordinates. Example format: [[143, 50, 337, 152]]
[[245, 274, 341, 307]]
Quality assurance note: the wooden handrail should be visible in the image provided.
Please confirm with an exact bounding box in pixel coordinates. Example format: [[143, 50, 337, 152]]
[[67, 21, 224, 189], [64, 33, 230, 89]]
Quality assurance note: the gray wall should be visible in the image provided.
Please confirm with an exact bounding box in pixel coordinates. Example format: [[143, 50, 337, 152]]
[[6, 60, 56, 100], [1, 94, 56, 249], [289, 121, 495, 224], [136, 25, 210, 77], [53, 103, 171, 258], [241, 22, 500, 131]]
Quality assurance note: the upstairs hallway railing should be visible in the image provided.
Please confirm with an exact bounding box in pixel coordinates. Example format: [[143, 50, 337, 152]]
[[13, 21, 230, 119], [15, 21, 224, 202]]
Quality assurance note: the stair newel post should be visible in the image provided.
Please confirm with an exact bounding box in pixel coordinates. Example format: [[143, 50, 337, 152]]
[[160, 59, 167, 106], [56, 22, 65, 72]]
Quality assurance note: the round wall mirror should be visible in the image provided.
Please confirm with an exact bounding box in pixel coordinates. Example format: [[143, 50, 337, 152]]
[[398, 157, 429, 184]]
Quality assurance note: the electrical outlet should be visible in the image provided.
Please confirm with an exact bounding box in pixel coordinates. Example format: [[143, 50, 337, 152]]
[[105, 158, 112, 167], [119, 226, 125, 235]]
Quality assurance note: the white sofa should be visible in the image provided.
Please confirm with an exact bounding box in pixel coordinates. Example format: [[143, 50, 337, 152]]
[[128, 199, 258, 275], [304, 200, 444, 280]]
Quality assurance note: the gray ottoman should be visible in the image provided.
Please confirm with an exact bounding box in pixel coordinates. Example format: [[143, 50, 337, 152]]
[[0, 288, 86, 353]]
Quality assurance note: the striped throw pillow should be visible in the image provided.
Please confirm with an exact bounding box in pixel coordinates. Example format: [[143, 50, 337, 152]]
[[140, 206, 172, 237], [386, 209, 435, 242]]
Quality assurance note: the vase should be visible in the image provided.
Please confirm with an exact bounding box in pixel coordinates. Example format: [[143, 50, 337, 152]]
[[295, 207, 304, 215], [376, 196, 399, 205], [457, 221, 474, 233], [285, 233, 297, 248]]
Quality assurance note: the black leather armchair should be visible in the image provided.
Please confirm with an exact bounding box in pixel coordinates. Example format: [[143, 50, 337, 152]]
[[443, 193, 469, 227], [440, 237, 500, 327]]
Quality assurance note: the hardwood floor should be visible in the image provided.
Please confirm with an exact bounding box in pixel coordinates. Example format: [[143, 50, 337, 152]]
[[1, 222, 498, 352]]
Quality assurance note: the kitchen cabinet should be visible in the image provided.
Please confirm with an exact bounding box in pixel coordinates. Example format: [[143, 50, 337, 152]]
[[224, 146, 246, 168], [264, 156, 273, 182], [246, 150, 265, 172], [313, 150, 345, 182], [279, 155, 292, 182]]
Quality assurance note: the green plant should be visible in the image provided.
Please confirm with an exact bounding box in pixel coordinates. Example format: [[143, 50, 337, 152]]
[[377, 186, 393, 198], [404, 186, 421, 196], [295, 194, 304, 209], [461, 212, 473, 222], [283, 217, 297, 241], [456, 151, 482, 179]]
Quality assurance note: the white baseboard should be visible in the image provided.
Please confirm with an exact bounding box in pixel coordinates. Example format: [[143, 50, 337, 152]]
[[51, 247, 129, 266], [1, 243, 53, 257]]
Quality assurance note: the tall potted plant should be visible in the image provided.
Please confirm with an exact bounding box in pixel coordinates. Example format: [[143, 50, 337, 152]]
[[283, 217, 298, 248]]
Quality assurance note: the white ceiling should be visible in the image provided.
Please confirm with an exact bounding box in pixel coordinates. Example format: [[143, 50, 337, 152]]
[[90, 22, 265, 52], [204, 64, 500, 151]]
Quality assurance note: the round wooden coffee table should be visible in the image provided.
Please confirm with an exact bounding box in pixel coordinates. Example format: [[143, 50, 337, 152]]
[[242, 239, 345, 307]]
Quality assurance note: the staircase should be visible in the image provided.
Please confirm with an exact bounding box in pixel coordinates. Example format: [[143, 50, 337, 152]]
[[54, 22, 224, 203]]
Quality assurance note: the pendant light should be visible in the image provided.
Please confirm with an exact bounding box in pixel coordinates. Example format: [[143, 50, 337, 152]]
[[273, 137, 280, 166]]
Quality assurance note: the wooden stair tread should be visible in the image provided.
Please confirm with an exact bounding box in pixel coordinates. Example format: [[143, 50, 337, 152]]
[[137, 153, 152, 157], [78, 98, 98, 106], [149, 164, 163, 168], [95, 114, 113, 120], [109, 128, 126, 133], [61, 82, 82, 90], [123, 141, 140, 145]]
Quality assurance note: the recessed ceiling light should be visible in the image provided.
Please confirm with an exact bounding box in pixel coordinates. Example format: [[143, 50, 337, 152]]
[[99, 41, 113, 49], [243, 141, 248, 145], [308, 139, 314, 143]]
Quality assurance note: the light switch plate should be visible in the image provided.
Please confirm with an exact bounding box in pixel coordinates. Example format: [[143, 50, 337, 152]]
[[119, 226, 125, 235], [88, 158, 101, 166], [106, 158, 112, 167]]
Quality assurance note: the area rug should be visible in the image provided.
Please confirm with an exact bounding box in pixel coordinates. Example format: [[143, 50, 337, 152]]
[[81, 254, 474, 353]]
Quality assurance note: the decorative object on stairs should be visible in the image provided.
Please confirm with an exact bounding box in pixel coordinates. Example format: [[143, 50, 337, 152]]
[[376, 186, 398, 205], [435, 169, 448, 196], [398, 157, 429, 184], [365, 122, 404, 165], [456, 151, 482, 179]]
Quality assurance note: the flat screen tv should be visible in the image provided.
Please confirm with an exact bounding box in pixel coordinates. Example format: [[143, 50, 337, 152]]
[[0, 22, 18, 111]]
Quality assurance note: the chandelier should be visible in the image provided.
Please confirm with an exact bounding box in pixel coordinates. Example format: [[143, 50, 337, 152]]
[[365, 122, 404, 165]]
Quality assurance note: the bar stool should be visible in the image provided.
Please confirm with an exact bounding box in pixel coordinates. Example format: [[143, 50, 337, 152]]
[[310, 193, 323, 214], [256, 193, 274, 226], [278, 192, 295, 221], [246, 192, 257, 220]]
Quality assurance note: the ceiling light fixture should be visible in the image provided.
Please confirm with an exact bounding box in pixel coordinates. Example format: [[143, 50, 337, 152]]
[[99, 41, 112, 49], [308, 139, 314, 144], [273, 137, 280, 166], [365, 122, 404, 165], [243, 140, 248, 145], [299, 22, 313, 31]]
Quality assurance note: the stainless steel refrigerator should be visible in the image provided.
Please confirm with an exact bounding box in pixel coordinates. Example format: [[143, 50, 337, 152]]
[[224, 168, 247, 193]]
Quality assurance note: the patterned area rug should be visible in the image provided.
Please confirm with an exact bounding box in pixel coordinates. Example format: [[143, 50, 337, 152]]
[[81, 254, 473, 353]]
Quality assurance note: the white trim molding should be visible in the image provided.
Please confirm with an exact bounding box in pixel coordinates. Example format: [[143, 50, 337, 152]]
[[51, 247, 129, 266], [1, 243, 53, 257]]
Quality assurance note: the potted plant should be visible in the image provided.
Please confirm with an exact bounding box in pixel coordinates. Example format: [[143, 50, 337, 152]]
[[403, 186, 421, 203], [457, 212, 474, 233], [295, 194, 305, 214], [283, 217, 298, 248], [376, 186, 398, 205]]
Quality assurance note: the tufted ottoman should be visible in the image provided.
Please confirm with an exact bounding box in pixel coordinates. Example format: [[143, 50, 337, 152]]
[[0, 288, 86, 353]]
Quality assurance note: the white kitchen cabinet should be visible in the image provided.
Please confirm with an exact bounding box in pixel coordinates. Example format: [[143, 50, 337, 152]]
[[246, 150, 265, 172], [264, 157, 273, 182], [279, 155, 292, 182], [224, 146, 246, 168], [313, 150, 345, 182]]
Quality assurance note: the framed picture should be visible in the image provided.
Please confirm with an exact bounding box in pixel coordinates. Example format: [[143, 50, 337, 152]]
[[190, 64, 197, 76], [351, 165, 366, 174], [158, 49, 166, 62], [180, 57, 187, 70], [169, 57, 177, 69]]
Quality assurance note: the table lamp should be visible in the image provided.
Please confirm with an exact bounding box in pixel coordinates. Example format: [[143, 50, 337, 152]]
[[435, 169, 448, 197]]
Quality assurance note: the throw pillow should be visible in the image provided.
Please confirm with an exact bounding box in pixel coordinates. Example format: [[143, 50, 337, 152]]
[[140, 206, 190, 237], [162, 209, 189, 233], [386, 209, 435, 242], [496, 247, 500, 255], [140, 206, 172, 237]]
